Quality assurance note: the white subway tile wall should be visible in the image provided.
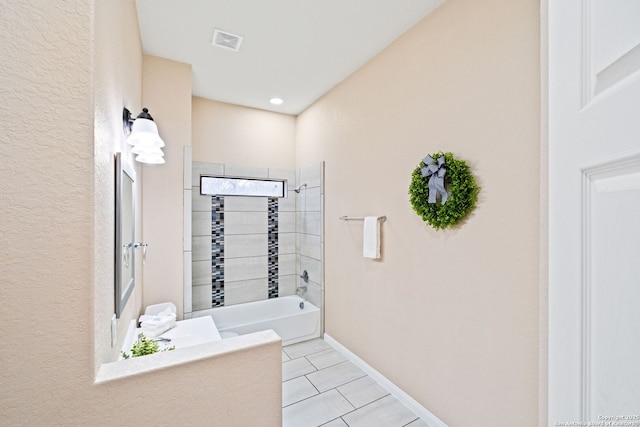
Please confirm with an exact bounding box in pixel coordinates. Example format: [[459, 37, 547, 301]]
[[192, 260, 212, 286], [183, 189, 192, 251], [192, 282, 213, 311], [191, 211, 212, 236], [224, 234, 268, 258], [224, 196, 268, 212], [191, 236, 211, 261], [183, 250, 192, 315], [192, 161, 224, 187], [279, 232, 296, 256], [224, 211, 268, 235], [299, 233, 321, 260], [278, 212, 296, 233], [278, 275, 298, 297], [295, 163, 324, 333], [225, 256, 268, 282], [224, 278, 268, 306], [278, 254, 297, 276]]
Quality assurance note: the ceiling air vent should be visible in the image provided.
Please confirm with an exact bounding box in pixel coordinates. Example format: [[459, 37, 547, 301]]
[[212, 28, 243, 52]]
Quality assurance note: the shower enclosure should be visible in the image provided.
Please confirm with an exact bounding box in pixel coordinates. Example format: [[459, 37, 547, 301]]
[[182, 150, 324, 338]]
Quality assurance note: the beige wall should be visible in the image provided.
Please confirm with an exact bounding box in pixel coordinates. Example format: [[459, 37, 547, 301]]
[[141, 55, 192, 318], [0, 1, 281, 425], [94, 0, 144, 368], [192, 97, 296, 168], [296, 0, 541, 425], [2, 0, 542, 424]]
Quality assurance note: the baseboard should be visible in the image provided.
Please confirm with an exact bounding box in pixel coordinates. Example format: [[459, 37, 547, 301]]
[[324, 333, 448, 427]]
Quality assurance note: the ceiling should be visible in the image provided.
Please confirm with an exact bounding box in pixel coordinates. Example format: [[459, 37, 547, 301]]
[[135, 0, 444, 115]]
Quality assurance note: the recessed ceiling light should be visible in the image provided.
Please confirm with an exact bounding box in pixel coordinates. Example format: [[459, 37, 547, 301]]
[[269, 97, 284, 105]]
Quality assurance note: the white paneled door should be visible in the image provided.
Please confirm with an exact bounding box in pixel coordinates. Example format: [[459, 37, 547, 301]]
[[549, 0, 640, 424]]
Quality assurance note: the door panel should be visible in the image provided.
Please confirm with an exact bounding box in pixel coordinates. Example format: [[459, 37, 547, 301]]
[[589, 0, 640, 99], [549, 0, 640, 423], [587, 160, 640, 418]]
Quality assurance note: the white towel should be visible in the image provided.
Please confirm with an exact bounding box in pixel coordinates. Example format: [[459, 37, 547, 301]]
[[363, 216, 380, 259], [140, 318, 176, 338], [139, 307, 177, 337]]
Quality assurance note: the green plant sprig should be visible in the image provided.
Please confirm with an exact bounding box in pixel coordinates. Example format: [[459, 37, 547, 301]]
[[121, 334, 175, 359], [409, 152, 480, 229]]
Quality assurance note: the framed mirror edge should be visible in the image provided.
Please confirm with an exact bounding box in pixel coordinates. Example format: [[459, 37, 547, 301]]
[[114, 152, 136, 319]]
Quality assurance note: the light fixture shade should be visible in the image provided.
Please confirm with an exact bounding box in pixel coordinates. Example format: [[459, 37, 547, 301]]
[[135, 153, 166, 164], [126, 118, 165, 148], [131, 145, 165, 156], [123, 107, 166, 165]]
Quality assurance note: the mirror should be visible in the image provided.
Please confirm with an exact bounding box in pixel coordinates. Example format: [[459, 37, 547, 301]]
[[115, 152, 136, 318]]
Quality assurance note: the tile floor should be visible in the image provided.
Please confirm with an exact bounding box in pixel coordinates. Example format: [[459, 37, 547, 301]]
[[282, 338, 428, 427]]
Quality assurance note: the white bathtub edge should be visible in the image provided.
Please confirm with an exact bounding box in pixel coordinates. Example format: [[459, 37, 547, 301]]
[[323, 333, 448, 427]]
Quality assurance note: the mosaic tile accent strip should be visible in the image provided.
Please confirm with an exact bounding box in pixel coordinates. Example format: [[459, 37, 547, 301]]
[[268, 197, 279, 298], [211, 196, 225, 307]]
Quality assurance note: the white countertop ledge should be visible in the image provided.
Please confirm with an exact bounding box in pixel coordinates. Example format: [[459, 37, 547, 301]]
[[95, 329, 281, 384]]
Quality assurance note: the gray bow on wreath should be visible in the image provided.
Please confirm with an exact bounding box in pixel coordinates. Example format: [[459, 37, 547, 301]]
[[421, 155, 448, 204]]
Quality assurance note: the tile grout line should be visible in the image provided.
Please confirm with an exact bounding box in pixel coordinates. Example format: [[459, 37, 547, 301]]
[[282, 363, 382, 417], [285, 339, 424, 427], [303, 358, 322, 396], [304, 351, 347, 371], [282, 354, 352, 410], [333, 393, 394, 425], [283, 377, 415, 425], [318, 416, 349, 427], [400, 417, 421, 427], [282, 346, 332, 360]]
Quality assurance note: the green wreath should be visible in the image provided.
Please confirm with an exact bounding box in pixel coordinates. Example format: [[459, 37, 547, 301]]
[[409, 152, 480, 229]]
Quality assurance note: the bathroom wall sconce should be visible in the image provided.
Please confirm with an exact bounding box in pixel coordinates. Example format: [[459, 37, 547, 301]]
[[122, 107, 165, 164]]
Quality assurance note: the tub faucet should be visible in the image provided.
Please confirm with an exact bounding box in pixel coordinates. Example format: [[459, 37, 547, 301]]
[[297, 285, 307, 293]]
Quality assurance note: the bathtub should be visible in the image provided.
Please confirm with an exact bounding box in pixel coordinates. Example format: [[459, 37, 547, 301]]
[[192, 295, 320, 346]]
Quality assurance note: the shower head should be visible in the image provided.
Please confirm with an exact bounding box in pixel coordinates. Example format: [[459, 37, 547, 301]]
[[294, 183, 307, 193]]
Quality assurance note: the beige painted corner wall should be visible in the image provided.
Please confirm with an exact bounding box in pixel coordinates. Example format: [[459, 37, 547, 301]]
[[296, 0, 541, 425], [1, 0, 95, 418], [141, 55, 192, 318], [0, 1, 282, 425], [192, 97, 296, 168], [94, 0, 144, 367]]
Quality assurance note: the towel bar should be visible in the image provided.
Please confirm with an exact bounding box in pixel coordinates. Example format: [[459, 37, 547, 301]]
[[339, 216, 387, 222]]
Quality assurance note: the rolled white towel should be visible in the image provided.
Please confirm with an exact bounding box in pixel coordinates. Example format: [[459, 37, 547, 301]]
[[140, 318, 176, 338], [139, 307, 177, 337], [144, 302, 177, 316], [139, 307, 176, 324]]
